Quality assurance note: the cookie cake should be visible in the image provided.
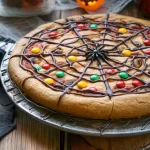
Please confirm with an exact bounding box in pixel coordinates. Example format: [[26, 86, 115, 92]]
[[8, 14, 150, 119]]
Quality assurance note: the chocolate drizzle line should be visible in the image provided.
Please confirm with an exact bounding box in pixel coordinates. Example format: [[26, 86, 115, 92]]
[[10, 14, 150, 102]]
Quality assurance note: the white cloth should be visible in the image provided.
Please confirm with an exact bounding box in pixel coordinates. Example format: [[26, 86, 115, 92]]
[[0, 17, 44, 41]]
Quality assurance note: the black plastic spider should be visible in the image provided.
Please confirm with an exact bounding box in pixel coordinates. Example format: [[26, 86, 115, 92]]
[[85, 45, 108, 62]]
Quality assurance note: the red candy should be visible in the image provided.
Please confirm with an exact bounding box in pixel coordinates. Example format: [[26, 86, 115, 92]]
[[143, 39, 150, 46], [76, 24, 86, 29], [145, 50, 150, 55], [116, 81, 125, 88], [106, 69, 115, 74], [89, 87, 97, 92], [49, 31, 57, 36], [42, 63, 51, 69], [132, 80, 142, 87]]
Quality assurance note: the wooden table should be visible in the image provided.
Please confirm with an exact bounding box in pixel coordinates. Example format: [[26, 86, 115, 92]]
[[0, 1, 150, 150]]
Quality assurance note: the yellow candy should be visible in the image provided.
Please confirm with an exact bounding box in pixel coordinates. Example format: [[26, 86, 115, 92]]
[[31, 47, 41, 54], [77, 81, 88, 89], [68, 56, 77, 62], [118, 28, 127, 34], [122, 50, 132, 56], [44, 78, 54, 85]]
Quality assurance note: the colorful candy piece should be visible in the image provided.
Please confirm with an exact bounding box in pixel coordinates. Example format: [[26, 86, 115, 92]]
[[106, 69, 115, 74], [143, 39, 150, 46], [122, 50, 132, 56], [119, 72, 129, 79], [145, 50, 150, 55], [44, 78, 54, 85], [42, 63, 51, 69], [31, 47, 41, 54], [68, 56, 77, 62], [77, 24, 86, 29], [116, 81, 125, 88], [34, 65, 42, 71], [90, 24, 98, 29], [56, 71, 65, 78], [132, 80, 142, 87], [118, 28, 127, 34], [90, 74, 99, 81], [89, 87, 97, 92], [77, 81, 88, 89], [49, 31, 57, 36]]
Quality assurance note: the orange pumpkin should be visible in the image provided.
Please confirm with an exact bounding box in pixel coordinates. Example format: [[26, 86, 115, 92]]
[[77, 0, 104, 11]]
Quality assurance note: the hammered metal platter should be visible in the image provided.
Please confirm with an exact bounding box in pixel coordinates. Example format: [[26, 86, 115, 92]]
[[1, 46, 150, 137]]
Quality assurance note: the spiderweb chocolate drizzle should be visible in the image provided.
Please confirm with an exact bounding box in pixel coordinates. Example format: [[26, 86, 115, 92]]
[[11, 14, 150, 101]]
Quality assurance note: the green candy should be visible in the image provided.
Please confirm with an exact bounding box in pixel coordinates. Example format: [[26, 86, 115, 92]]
[[90, 24, 98, 29], [34, 65, 41, 71], [56, 71, 65, 78], [119, 72, 129, 79], [90, 74, 99, 81]]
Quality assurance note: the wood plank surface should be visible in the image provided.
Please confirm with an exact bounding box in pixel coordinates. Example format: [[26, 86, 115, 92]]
[[0, 1, 150, 150], [0, 110, 60, 150]]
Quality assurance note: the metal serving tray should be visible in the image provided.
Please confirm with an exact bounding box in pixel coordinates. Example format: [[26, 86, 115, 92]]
[[1, 46, 150, 137]]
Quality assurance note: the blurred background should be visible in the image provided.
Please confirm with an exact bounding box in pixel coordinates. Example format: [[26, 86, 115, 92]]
[[0, 0, 149, 41]]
